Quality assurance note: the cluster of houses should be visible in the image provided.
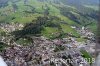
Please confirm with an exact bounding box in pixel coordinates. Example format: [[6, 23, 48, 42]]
[[0, 23, 96, 66], [0, 36, 95, 66], [0, 23, 23, 32]]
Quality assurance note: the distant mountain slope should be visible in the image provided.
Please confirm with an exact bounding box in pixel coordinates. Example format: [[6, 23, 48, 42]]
[[0, 0, 9, 7], [0, 0, 98, 38], [51, 0, 99, 6]]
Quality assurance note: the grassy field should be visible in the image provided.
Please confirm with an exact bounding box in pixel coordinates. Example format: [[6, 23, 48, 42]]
[[61, 24, 80, 37], [41, 27, 59, 38], [16, 38, 32, 46], [76, 38, 87, 42]]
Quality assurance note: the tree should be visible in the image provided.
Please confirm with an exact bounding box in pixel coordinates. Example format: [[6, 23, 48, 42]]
[[12, 4, 18, 12], [11, 16, 48, 40]]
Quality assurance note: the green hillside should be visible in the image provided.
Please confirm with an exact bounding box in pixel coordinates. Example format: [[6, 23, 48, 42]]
[[0, 0, 98, 39]]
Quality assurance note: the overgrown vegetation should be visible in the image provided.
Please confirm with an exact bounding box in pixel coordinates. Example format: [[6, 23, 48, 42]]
[[0, 42, 8, 51], [54, 45, 65, 52], [80, 49, 93, 64]]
